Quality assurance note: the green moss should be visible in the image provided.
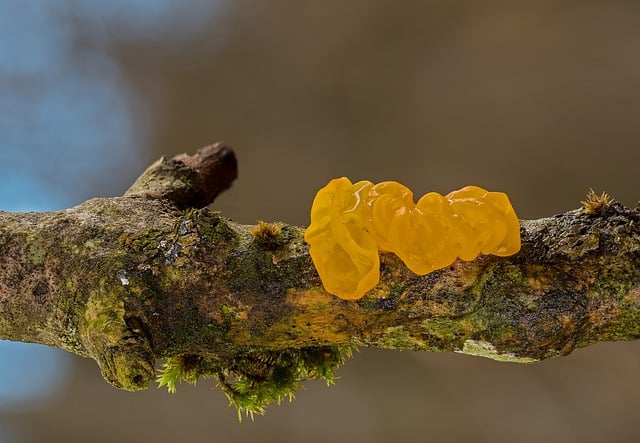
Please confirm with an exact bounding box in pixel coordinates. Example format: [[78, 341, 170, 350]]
[[157, 345, 354, 420], [84, 284, 127, 346], [199, 304, 238, 337], [194, 210, 238, 246], [251, 221, 285, 250], [586, 293, 640, 343], [158, 354, 218, 393], [180, 173, 194, 190], [119, 228, 167, 256], [421, 317, 470, 343], [377, 326, 427, 350]]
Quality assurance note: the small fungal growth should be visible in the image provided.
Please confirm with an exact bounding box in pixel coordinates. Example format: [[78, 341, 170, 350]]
[[304, 178, 521, 299]]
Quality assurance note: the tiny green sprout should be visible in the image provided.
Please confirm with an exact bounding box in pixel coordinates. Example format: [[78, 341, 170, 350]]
[[250, 220, 284, 250], [581, 188, 615, 214], [157, 354, 211, 393]]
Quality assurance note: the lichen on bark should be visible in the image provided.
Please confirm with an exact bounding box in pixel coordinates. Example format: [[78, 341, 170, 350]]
[[1, 142, 640, 415]]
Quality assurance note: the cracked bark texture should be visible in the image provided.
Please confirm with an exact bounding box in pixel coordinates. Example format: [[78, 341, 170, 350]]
[[1, 142, 639, 391]]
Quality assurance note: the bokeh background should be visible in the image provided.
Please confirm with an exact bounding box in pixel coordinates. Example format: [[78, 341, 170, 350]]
[[2, 1, 640, 442]]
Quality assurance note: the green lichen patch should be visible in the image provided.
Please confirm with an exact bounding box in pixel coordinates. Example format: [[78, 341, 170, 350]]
[[457, 339, 538, 363], [420, 317, 475, 348], [28, 243, 46, 266]]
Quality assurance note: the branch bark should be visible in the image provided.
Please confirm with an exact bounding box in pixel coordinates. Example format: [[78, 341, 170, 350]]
[[1, 143, 639, 398]]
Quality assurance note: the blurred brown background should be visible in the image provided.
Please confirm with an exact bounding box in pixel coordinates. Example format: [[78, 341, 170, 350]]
[[2, 1, 640, 442]]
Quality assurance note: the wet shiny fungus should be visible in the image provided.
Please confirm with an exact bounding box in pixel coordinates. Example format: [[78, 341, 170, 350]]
[[304, 178, 520, 300]]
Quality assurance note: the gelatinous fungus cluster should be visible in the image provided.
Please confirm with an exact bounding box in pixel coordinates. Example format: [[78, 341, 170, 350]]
[[304, 178, 521, 299]]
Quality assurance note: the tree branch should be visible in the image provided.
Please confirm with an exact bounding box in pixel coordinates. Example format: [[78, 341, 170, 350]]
[[1, 143, 639, 413], [125, 142, 237, 209]]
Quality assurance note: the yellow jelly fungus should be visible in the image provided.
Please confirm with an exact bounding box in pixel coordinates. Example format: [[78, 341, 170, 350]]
[[304, 178, 521, 300]]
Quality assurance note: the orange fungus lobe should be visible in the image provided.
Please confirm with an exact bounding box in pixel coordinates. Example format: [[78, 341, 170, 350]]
[[304, 178, 520, 300]]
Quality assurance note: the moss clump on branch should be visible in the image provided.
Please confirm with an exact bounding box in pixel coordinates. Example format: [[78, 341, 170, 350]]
[[251, 220, 285, 250], [581, 188, 615, 214], [158, 345, 354, 419]]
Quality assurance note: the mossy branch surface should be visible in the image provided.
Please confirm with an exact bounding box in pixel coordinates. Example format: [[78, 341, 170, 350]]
[[1, 143, 640, 415]]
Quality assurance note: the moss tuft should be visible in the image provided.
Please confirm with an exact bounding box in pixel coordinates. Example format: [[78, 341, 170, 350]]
[[157, 354, 217, 393], [157, 345, 354, 420], [581, 188, 615, 214], [251, 221, 285, 250]]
